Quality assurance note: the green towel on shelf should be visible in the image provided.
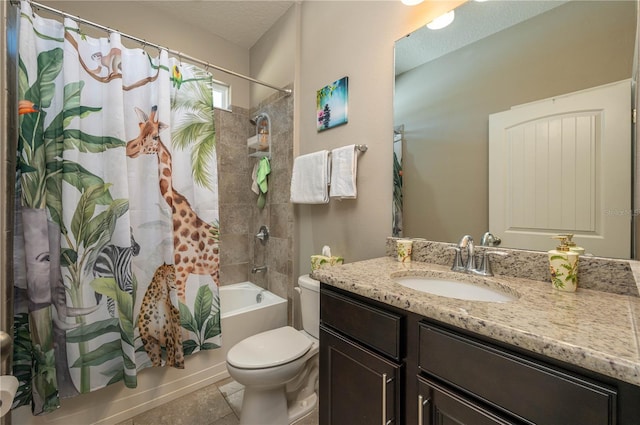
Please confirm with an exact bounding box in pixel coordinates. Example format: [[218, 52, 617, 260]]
[[256, 157, 271, 209]]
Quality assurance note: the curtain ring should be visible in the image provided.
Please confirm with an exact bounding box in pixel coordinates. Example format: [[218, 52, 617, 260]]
[[141, 39, 147, 55]]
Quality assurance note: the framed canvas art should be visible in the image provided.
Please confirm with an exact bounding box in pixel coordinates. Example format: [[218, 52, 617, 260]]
[[317, 76, 348, 132]]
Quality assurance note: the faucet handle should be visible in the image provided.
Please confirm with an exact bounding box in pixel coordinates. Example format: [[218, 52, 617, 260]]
[[476, 251, 507, 276], [255, 225, 269, 245], [448, 247, 466, 272], [481, 232, 502, 247]]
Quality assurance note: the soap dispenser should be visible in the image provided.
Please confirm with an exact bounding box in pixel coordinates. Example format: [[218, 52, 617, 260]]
[[548, 234, 579, 292]]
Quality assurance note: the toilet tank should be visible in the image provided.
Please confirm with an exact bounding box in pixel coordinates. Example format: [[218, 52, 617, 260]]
[[298, 275, 320, 339]]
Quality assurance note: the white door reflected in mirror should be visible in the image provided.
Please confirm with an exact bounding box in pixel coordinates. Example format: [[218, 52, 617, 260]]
[[489, 80, 631, 258]]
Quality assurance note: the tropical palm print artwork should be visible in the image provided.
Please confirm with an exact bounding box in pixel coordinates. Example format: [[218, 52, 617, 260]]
[[13, 1, 221, 415]]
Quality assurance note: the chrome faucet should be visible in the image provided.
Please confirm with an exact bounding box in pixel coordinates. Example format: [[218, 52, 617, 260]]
[[451, 234, 508, 276], [458, 234, 476, 273], [251, 265, 267, 274]]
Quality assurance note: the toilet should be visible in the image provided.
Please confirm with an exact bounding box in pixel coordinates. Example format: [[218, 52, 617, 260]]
[[226, 275, 320, 425]]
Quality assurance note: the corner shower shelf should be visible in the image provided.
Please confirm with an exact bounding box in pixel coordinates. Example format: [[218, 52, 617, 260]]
[[249, 150, 270, 158], [248, 138, 270, 158]]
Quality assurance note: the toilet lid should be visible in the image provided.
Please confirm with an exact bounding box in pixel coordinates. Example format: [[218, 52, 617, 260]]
[[227, 326, 312, 369]]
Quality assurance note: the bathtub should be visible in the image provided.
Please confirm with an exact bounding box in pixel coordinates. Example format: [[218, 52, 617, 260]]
[[220, 281, 288, 349], [14, 282, 288, 425]]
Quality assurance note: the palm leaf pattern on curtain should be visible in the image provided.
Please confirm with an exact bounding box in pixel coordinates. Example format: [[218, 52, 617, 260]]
[[170, 66, 217, 191], [17, 28, 130, 411], [13, 3, 221, 415], [170, 62, 221, 355]]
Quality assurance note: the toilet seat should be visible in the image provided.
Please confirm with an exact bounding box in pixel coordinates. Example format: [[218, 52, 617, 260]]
[[227, 326, 312, 369]]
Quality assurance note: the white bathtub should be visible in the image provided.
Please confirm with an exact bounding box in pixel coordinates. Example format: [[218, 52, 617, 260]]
[[14, 282, 288, 425], [220, 281, 288, 349]]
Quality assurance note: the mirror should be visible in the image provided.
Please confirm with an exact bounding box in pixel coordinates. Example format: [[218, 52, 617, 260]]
[[394, 0, 637, 258]]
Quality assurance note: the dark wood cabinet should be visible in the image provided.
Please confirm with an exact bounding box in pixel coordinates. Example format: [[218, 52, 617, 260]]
[[319, 284, 640, 425], [319, 286, 404, 424], [418, 322, 617, 425], [319, 327, 401, 425], [417, 376, 517, 425], [320, 287, 402, 361]]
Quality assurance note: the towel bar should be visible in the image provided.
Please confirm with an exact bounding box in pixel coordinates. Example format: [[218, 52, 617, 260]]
[[327, 144, 368, 156]]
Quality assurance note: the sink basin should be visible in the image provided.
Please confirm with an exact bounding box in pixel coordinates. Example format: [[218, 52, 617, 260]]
[[394, 276, 517, 303]]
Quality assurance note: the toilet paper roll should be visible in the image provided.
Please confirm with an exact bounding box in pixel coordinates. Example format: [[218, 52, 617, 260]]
[[0, 375, 19, 418]]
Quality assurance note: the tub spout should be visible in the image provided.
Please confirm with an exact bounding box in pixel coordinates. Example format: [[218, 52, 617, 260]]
[[256, 289, 267, 303], [251, 265, 267, 274]]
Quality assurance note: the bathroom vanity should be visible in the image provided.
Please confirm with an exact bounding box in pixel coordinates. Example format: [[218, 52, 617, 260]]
[[315, 254, 640, 425]]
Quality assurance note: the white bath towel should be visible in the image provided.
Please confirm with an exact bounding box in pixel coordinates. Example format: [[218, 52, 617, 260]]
[[290, 150, 330, 204], [330, 145, 358, 199]]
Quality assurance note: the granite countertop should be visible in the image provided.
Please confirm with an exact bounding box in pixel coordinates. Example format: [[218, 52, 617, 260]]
[[312, 256, 640, 386]]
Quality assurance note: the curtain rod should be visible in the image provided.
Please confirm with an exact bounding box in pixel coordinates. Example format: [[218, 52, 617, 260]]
[[19, 0, 293, 96]]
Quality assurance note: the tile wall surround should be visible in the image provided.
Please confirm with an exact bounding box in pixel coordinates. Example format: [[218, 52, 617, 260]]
[[216, 105, 253, 287], [215, 86, 294, 322], [386, 237, 640, 297]]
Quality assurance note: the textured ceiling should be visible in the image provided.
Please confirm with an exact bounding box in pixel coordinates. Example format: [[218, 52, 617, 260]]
[[147, 1, 295, 49], [395, 1, 567, 75]]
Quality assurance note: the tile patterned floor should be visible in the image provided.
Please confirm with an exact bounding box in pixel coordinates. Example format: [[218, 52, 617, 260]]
[[115, 378, 318, 425]]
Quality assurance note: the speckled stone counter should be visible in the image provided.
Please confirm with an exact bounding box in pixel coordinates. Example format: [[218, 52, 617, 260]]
[[312, 256, 640, 387]]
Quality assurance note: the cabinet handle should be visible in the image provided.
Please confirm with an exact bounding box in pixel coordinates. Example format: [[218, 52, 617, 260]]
[[418, 394, 430, 424], [381, 374, 395, 425], [382, 373, 387, 425]]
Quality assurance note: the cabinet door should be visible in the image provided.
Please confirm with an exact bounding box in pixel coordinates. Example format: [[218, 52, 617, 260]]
[[418, 377, 518, 425], [320, 327, 400, 425]]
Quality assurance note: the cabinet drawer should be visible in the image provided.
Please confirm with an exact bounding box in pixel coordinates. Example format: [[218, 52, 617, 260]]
[[418, 322, 617, 425], [321, 288, 402, 361]]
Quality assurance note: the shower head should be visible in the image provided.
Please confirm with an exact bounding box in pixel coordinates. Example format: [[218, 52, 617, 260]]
[[250, 113, 267, 126]]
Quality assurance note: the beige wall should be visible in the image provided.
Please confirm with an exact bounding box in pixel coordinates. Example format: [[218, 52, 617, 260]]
[[294, 0, 463, 277], [250, 4, 298, 107]]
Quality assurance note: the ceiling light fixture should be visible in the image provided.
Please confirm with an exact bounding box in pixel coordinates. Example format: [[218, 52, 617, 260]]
[[426, 10, 455, 30], [401, 0, 424, 5]]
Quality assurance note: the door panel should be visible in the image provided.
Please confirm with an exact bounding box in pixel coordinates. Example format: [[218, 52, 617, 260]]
[[319, 327, 400, 425], [418, 377, 517, 425], [489, 80, 631, 257]]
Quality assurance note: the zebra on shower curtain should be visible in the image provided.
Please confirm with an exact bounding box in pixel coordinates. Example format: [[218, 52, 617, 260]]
[[12, 1, 222, 415]]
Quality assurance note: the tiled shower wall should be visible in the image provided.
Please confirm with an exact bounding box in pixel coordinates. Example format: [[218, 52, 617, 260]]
[[215, 87, 294, 321]]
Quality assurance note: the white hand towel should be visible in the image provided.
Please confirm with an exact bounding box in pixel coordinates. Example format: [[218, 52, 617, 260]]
[[290, 150, 330, 204], [330, 145, 358, 199], [251, 161, 260, 195]]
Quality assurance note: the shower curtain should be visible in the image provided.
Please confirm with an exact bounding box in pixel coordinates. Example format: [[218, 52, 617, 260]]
[[13, 1, 221, 415]]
